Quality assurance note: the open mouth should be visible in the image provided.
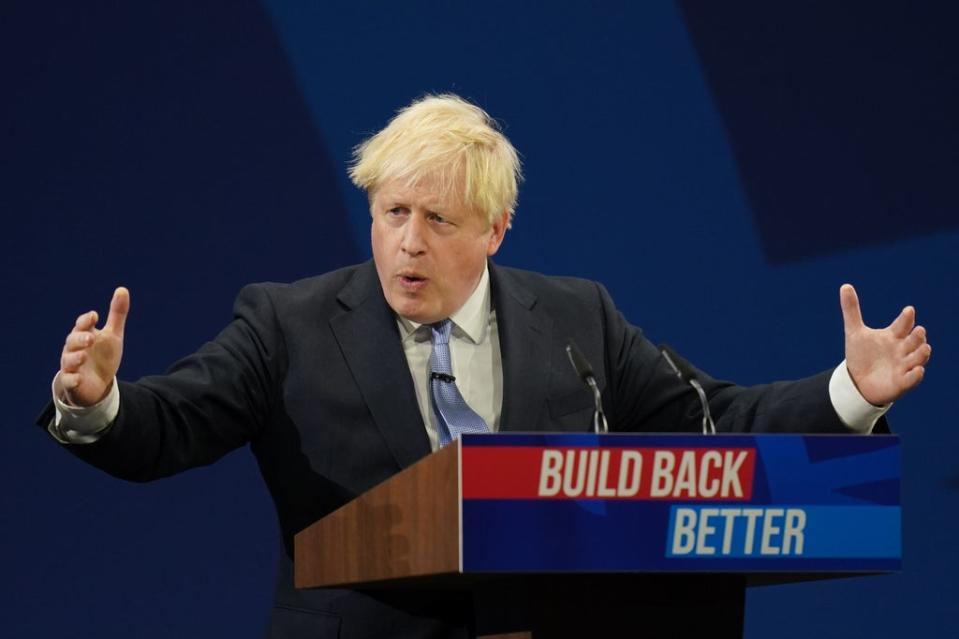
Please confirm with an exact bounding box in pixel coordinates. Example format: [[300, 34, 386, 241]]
[[398, 273, 429, 290]]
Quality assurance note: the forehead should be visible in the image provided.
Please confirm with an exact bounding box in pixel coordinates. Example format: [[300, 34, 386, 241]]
[[372, 175, 464, 210]]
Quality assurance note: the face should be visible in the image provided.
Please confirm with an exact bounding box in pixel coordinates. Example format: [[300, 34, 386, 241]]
[[371, 177, 508, 324]]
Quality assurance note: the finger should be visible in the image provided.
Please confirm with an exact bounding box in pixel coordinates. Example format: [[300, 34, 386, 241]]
[[104, 287, 130, 337], [839, 284, 864, 331], [75, 310, 99, 330], [902, 343, 932, 370], [60, 350, 86, 373], [901, 365, 925, 390], [901, 325, 927, 352], [60, 372, 81, 390], [64, 330, 94, 352], [889, 305, 916, 338]]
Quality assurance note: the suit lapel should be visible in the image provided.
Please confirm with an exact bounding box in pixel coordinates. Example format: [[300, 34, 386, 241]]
[[330, 262, 432, 469], [491, 263, 553, 432]]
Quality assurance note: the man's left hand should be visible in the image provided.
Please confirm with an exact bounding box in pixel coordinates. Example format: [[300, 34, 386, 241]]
[[841, 283, 931, 406]]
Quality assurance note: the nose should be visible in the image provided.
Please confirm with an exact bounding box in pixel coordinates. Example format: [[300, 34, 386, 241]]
[[400, 212, 428, 256]]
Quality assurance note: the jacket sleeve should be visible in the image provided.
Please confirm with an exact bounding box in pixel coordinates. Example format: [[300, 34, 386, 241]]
[[37, 283, 288, 482], [595, 282, 890, 435]]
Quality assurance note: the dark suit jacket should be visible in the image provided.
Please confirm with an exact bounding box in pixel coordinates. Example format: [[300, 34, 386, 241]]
[[39, 260, 879, 638]]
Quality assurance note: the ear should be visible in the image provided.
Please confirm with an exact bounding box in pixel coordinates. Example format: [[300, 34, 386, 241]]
[[485, 210, 510, 256]]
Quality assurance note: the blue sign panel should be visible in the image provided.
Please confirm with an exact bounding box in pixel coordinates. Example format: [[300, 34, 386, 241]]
[[459, 433, 901, 573]]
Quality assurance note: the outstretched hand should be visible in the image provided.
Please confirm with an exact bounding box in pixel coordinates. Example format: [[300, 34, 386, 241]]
[[59, 287, 130, 407], [841, 284, 930, 406]]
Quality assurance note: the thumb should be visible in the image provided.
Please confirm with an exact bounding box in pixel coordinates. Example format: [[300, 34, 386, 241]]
[[839, 284, 863, 332], [104, 286, 130, 337]]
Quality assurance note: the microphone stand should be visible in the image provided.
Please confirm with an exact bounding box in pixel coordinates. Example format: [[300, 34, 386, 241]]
[[565, 340, 609, 434]]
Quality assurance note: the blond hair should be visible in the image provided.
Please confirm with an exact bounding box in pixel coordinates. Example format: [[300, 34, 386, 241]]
[[349, 94, 522, 227]]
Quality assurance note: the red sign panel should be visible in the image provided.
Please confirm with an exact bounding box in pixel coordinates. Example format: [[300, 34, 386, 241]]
[[461, 446, 756, 500]]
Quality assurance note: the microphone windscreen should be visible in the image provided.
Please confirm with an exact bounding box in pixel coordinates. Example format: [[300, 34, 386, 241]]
[[565, 339, 595, 381], [659, 343, 698, 383]]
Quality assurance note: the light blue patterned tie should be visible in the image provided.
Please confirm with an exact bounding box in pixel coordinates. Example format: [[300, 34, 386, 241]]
[[429, 319, 489, 447]]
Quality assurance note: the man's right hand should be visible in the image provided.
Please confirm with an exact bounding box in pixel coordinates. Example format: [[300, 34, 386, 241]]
[[59, 287, 130, 407]]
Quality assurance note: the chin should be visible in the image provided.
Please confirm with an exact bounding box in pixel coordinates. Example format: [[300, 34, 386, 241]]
[[391, 298, 435, 324], [405, 309, 442, 324]]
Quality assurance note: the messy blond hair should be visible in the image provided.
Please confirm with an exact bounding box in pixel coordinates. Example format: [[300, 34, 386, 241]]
[[349, 94, 522, 227]]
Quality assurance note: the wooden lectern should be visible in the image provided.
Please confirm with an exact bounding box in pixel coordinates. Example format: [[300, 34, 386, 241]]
[[295, 433, 901, 637]]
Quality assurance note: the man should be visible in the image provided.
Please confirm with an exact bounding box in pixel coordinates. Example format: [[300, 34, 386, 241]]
[[42, 95, 930, 638]]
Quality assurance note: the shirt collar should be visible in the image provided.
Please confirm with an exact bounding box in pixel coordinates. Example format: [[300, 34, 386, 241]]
[[396, 264, 491, 344]]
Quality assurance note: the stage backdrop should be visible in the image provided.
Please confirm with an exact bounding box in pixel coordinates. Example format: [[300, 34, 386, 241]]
[[3, 2, 956, 637]]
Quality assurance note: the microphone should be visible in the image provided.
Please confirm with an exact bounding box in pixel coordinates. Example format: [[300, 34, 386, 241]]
[[659, 344, 716, 435], [565, 339, 609, 434]]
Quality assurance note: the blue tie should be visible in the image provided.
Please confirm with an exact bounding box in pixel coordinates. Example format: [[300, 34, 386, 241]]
[[429, 319, 489, 447]]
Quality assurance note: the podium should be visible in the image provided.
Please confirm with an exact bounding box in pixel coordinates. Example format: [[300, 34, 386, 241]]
[[295, 433, 901, 637]]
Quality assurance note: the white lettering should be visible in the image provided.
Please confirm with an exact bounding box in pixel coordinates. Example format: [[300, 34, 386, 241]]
[[760, 508, 784, 555], [538, 450, 563, 496], [741, 508, 763, 554], [782, 508, 806, 554], [669, 507, 808, 557], [674, 451, 696, 497], [721, 451, 747, 497], [719, 508, 741, 554], [585, 450, 599, 496], [651, 451, 675, 497], [696, 508, 718, 555], [698, 451, 722, 498], [562, 450, 588, 496], [672, 508, 697, 554], [597, 450, 616, 497], [618, 451, 642, 497]]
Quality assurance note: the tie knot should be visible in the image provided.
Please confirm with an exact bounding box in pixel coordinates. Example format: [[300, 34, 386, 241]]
[[430, 319, 453, 345]]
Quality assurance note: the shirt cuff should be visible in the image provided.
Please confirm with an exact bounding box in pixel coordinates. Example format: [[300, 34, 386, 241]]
[[828, 360, 890, 434], [48, 372, 120, 444]]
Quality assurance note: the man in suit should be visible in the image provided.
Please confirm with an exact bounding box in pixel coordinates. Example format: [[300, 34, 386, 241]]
[[43, 95, 930, 637]]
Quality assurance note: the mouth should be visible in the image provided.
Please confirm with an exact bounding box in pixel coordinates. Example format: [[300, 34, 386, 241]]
[[397, 271, 429, 291]]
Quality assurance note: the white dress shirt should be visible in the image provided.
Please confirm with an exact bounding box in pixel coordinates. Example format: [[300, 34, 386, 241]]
[[395, 265, 503, 451]]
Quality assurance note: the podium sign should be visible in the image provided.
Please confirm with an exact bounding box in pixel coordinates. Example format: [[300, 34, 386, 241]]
[[460, 433, 900, 574], [295, 432, 900, 636]]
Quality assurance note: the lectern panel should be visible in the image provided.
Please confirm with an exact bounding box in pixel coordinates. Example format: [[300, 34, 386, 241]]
[[459, 433, 900, 574]]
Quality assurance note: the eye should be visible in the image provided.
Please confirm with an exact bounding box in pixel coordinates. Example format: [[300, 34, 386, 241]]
[[428, 212, 452, 225], [386, 206, 408, 218]]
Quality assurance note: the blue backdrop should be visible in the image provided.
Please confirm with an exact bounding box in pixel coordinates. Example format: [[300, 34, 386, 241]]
[[4, 1, 956, 636]]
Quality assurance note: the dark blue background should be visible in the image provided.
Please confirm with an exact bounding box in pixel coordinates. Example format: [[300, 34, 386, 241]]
[[4, 1, 956, 636]]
